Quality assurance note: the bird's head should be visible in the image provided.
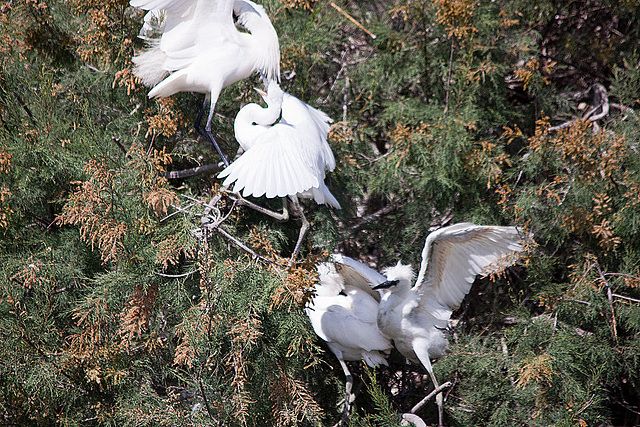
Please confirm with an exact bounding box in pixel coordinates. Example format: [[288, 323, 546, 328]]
[[255, 79, 284, 107], [373, 262, 415, 293], [314, 262, 345, 297]]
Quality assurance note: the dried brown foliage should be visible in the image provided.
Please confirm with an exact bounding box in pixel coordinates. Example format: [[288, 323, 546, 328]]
[[119, 283, 159, 345], [225, 310, 262, 425], [279, 0, 315, 11], [516, 353, 555, 414], [58, 160, 130, 263], [65, 295, 127, 388], [500, 118, 636, 252], [433, 0, 477, 39], [69, 0, 132, 66], [144, 98, 188, 139], [270, 363, 323, 426], [0, 147, 13, 230], [128, 144, 179, 217], [156, 234, 195, 271], [271, 254, 323, 309]]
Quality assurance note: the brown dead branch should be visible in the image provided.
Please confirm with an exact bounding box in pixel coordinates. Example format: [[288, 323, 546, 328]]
[[548, 83, 609, 132]]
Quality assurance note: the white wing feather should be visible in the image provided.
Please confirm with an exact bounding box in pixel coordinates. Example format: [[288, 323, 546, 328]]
[[218, 131, 321, 198], [330, 254, 387, 300], [219, 89, 339, 207], [306, 262, 391, 364], [415, 223, 526, 320]]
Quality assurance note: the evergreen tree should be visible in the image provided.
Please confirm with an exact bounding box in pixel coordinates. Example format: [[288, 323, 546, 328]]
[[1, 0, 639, 425]]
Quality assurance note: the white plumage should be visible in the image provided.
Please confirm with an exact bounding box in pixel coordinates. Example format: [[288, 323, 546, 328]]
[[130, 0, 280, 165], [218, 80, 339, 209], [373, 223, 529, 426], [306, 256, 391, 416]]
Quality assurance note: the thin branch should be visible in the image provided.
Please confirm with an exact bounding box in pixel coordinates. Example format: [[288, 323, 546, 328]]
[[165, 163, 223, 179], [611, 293, 640, 304], [409, 381, 452, 414], [330, 2, 376, 39], [596, 264, 618, 344], [350, 204, 395, 231], [549, 83, 609, 132], [112, 137, 128, 155], [198, 378, 217, 423], [444, 38, 455, 115], [610, 102, 638, 121], [212, 225, 274, 265], [154, 270, 198, 278]]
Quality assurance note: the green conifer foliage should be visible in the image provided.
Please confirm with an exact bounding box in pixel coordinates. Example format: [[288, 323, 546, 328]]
[[1, 0, 640, 425]]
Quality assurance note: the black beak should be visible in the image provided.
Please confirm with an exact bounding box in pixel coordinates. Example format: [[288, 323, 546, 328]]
[[373, 280, 399, 290]]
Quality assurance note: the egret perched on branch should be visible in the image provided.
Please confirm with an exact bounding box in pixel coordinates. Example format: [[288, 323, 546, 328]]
[[218, 80, 340, 258], [130, 0, 281, 166], [372, 223, 529, 427], [306, 255, 391, 419]]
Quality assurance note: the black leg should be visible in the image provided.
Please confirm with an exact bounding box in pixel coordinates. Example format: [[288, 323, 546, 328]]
[[194, 97, 230, 167]]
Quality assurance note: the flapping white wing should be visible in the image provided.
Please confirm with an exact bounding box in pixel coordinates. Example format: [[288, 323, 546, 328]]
[[217, 130, 321, 199], [234, 0, 280, 82], [280, 93, 335, 173], [330, 254, 387, 301], [414, 223, 527, 320], [130, 0, 196, 15], [308, 263, 390, 357]]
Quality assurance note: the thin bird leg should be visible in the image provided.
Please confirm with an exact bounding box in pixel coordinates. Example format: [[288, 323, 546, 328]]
[[194, 94, 230, 167], [290, 196, 310, 262], [336, 357, 355, 423], [424, 368, 444, 427], [414, 349, 445, 427]]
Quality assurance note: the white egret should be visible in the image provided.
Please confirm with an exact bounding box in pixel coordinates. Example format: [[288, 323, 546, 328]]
[[372, 223, 529, 427], [130, 0, 281, 166], [306, 255, 391, 418], [218, 80, 340, 258]]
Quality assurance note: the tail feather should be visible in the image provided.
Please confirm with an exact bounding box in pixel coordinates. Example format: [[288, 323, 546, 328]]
[[132, 42, 169, 88]]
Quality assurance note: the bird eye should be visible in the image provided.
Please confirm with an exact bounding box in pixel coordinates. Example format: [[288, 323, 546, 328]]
[[251, 122, 257, 126]]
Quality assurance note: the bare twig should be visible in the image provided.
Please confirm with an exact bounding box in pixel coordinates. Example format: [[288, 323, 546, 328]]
[[610, 103, 638, 121], [330, 2, 376, 39], [444, 38, 455, 115], [112, 137, 128, 155], [165, 163, 223, 179], [350, 204, 395, 231], [596, 264, 618, 344], [500, 336, 516, 386], [409, 381, 452, 414], [154, 270, 198, 278], [548, 83, 609, 132], [611, 293, 640, 304]]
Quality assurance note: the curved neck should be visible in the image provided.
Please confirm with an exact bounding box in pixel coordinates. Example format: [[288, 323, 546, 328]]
[[234, 100, 281, 150]]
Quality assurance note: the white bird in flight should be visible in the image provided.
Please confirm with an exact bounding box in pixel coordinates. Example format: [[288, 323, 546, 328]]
[[130, 0, 281, 166], [218, 80, 340, 257], [372, 223, 529, 427], [306, 254, 391, 419]]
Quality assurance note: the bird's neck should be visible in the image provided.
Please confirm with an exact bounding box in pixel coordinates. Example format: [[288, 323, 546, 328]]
[[234, 102, 280, 149]]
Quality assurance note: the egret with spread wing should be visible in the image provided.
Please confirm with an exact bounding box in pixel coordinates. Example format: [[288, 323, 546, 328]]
[[373, 223, 529, 427], [306, 255, 391, 419], [130, 0, 281, 165], [219, 80, 340, 258]]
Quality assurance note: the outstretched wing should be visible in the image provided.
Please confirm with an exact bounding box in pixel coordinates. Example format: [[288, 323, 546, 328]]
[[414, 223, 528, 320], [217, 129, 322, 199], [234, 0, 280, 82], [280, 93, 335, 173], [330, 254, 386, 301]]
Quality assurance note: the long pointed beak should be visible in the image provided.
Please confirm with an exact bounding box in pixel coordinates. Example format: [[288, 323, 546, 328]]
[[253, 87, 267, 98], [373, 280, 398, 290]]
